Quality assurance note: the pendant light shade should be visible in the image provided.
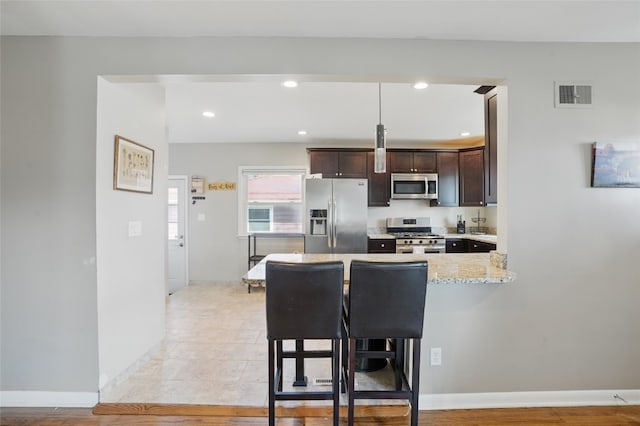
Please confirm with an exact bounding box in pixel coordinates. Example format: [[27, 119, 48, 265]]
[[374, 83, 387, 173]]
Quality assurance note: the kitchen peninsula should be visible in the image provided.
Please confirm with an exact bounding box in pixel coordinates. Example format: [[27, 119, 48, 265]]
[[242, 252, 516, 287]]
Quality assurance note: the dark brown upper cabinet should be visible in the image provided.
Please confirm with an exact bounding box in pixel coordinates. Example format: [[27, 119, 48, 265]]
[[388, 150, 436, 173], [366, 151, 390, 207], [308, 149, 368, 178], [459, 147, 485, 206], [435, 151, 459, 207], [484, 87, 498, 205]]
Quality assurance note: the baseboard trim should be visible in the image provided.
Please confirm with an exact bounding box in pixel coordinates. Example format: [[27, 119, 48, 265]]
[[93, 402, 409, 417], [0, 391, 99, 408], [419, 389, 640, 410], [3, 389, 638, 410]]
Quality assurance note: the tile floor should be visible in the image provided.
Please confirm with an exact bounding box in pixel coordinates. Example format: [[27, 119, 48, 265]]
[[100, 281, 401, 407]]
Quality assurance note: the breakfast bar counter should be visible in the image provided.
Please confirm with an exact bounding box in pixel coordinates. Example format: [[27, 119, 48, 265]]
[[242, 252, 516, 287]]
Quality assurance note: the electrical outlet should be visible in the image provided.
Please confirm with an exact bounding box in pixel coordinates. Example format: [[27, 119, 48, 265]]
[[430, 347, 442, 366]]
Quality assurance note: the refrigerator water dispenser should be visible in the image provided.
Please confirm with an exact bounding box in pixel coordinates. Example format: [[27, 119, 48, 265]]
[[309, 209, 327, 235]]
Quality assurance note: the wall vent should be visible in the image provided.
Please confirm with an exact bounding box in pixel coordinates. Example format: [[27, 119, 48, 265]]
[[555, 81, 593, 108], [312, 377, 333, 386]]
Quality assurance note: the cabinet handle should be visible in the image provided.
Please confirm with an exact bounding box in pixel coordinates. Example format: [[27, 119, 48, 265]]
[[381, 244, 385, 247]]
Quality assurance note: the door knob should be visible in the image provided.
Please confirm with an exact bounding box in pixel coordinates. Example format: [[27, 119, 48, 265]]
[[179, 243, 184, 247]]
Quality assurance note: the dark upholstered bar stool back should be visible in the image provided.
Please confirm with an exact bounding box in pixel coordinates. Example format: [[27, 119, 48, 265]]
[[265, 260, 344, 426], [345, 260, 428, 426]]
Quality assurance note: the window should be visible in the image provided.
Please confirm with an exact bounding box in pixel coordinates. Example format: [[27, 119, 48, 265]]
[[168, 187, 179, 240], [248, 206, 273, 232], [239, 167, 306, 235]]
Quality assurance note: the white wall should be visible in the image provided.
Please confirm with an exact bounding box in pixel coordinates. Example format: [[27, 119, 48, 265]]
[[1, 36, 639, 404], [1, 37, 101, 397], [95, 79, 167, 390]]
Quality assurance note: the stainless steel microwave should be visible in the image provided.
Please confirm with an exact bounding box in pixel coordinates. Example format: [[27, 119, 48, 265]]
[[391, 173, 438, 200]]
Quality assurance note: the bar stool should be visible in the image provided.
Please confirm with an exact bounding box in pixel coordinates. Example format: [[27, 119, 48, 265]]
[[265, 260, 344, 426], [343, 260, 428, 426]]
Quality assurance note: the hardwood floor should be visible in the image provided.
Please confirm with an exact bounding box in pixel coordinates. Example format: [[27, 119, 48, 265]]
[[1, 406, 639, 425]]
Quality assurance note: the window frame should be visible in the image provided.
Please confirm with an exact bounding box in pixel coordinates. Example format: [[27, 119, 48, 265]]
[[237, 165, 308, 237]]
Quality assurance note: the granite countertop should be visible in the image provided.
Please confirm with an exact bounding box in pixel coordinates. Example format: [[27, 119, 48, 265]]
[[368, 233, 497, 244], [243, 252, 515, 286], [367, 233, 396, 240], [446, 233, 497, 244]]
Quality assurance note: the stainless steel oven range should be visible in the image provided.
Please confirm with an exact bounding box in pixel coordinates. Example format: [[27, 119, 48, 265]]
[[386, 217, 445, 254]]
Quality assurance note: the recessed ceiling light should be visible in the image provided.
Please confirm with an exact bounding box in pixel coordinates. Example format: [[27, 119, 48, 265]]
[[202, 111, 215, 118], [298, 130, 307, 136], [460, 132, 471, 137], [282, 80, 298, 88], [413, 82, 429, 90]]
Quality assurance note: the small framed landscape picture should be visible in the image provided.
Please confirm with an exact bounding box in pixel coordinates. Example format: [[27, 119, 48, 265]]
[[591, 142, 640, 188], [113, 135, 155, 194]]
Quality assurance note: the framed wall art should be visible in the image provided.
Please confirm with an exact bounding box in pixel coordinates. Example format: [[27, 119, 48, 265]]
[[113, 135, 155, 194], [591, 142, 640, 188]]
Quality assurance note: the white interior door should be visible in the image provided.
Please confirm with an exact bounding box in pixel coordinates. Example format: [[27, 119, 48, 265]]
[[168, 176, 188, 294]]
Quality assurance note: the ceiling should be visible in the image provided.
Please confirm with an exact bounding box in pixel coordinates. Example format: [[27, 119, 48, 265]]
[[2, 1, 639, 41], [164, 81, 486, 145], [3, 1, 638, 145]]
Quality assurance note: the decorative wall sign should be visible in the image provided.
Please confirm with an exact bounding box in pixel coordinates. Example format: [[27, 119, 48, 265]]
[[113, 135, 155, 194], [209, 182, 236, 191], [591, 142, 640, 188]]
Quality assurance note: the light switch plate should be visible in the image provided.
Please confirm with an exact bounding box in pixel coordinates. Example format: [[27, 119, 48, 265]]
[[197, 213, 206, 221], [128, 221, 142, 237], [430, 347, 442, 366]]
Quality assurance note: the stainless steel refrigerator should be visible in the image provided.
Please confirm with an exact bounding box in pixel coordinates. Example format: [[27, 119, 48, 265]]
[[304, 178, 368, 254]]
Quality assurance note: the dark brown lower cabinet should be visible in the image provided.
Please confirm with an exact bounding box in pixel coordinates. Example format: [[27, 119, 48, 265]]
[[367, 238, 396, 253], [445, 239, 468, 253], [468, 240, 496, 252], [446, 238, 495, 253]]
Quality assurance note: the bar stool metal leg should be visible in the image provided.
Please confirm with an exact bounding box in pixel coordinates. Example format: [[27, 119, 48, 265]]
[[347, 337, 357, 426], [268, 339, 276, 426], [332, 338, 340, 426], [411, 338, 421, 426]]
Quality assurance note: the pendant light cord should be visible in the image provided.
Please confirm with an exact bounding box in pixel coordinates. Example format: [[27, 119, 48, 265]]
[[378, 82, 382, 124]]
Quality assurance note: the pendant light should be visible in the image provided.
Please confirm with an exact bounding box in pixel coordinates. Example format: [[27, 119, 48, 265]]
[[374, 82, 387, 173]]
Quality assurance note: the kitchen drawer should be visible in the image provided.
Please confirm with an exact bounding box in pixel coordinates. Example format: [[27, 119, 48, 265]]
[[368, 238, 396, 253], [446, 239, 468, 253]]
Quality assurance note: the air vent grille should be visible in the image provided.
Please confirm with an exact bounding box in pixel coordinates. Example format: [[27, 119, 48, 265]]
[[312, 377, 333, 386], [555, 81, 593, 108]]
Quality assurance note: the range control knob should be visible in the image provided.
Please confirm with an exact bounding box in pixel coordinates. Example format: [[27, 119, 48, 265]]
[[418, 240, 423, 244]]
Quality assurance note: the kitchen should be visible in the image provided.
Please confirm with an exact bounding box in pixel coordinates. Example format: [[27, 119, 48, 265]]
[[167, 81, 500, 283]]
